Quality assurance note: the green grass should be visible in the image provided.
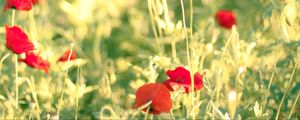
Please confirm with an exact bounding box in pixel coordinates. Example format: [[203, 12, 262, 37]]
[[0, 0, 299, 119]]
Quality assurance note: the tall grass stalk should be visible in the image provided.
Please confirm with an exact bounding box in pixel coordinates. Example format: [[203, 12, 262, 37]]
[[29, 8, 38, 42], [217, 27, 235, 105], [179, 0, 195, 119], [25, 77, 41, 119], [0, 53, 10, 76], [151, 0, 163, 37], [162, 0, 177, 60], [262, 39, 279, 113], [189, 0, 196, 117], [275, 63, 297, 120], [56, 44, 74, 116], [149, 0, 163, 51], [147, 0, 162, 54], [147, 0, 159, 41], [75, 66, 81, 120], [288, 91, 300, 119]]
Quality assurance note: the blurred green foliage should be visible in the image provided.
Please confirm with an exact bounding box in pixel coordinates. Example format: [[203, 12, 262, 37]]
[[0, 0, 299, 119]]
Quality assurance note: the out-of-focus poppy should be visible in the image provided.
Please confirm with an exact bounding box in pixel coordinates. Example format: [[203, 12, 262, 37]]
[[132, 83, 172, 114], [163, 66, 204, 93], [32, 0, 44, 5], [215, 10, 236, 29], [19, 51, 50, 73], [5, 25, 35, 54], [57, 49, 76, 62], [3, 0, 33, 12]]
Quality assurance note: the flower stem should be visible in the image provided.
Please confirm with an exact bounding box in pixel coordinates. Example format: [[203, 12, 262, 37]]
[[144, 106, 150, 120], [11, 10, 15, 26], [15, 54, 19, 111], [189, 0, 195, 118], [11, 9, 18, 114], [75, 66, 82, 120]]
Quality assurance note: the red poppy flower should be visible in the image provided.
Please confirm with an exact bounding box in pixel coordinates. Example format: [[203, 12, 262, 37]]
[[163, 66, 204, 93], [19, 51, 50, 73], [132, 83, 172, 115], [5, 25, 35, 54], [57, 50, 76, 62], [3, 0, 33, 12], [215, 10, 236, 29]]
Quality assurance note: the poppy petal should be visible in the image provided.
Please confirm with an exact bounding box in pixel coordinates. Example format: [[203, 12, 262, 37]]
[[166, 66, 191, 83], [133, 83, 172, 114], [163, 79, 174, 91], [58, 49, 77, 62], [163, 66, 204, 93], [194, 72, 204, 90], [3, 0, 33, 12], [19, 51, 50, 73], [5, 25, 35, 54]]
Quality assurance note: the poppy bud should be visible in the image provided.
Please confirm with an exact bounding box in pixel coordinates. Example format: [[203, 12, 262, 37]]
[[215, 10, 236, 29]]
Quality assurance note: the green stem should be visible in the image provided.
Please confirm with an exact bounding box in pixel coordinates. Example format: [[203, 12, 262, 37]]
[[11, 9, 18, 115], [144, 106, 150, 120], [15, 55, 18, 111], [11, 10, 15, 26]]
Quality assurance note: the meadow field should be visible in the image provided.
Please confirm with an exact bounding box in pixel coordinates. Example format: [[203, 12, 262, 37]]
[[0, 0, 299, 119]]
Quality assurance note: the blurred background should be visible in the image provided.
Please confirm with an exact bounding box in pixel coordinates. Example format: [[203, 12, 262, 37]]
[[0, 0, 299, 119]]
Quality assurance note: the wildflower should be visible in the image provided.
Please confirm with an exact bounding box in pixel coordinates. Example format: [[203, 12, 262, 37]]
[[57, 49, 76, 62], [132, 83, 172, 114], [163, 66, 203, 93], [19, 51, 50, 73], [215, 10, 236, 29], [3, 0, 33, 12], [5, 25, 35, 54]]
